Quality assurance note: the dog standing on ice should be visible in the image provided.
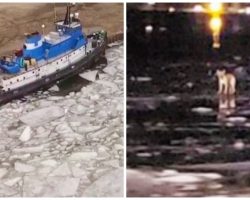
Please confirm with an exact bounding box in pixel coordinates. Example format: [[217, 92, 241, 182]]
[[216, 69, 236, 95], [216, 69, 236, 122]]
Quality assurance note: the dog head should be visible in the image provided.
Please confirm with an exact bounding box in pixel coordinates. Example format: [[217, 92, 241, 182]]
[[216, 69, 226, 78]]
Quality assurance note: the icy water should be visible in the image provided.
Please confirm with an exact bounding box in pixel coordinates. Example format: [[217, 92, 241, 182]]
[[126, 7, 250, 196], [127, 58, 250, 197], [0, 45, 124, 197]]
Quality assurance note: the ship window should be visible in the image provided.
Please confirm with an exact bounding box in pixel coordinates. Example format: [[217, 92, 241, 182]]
[[17, 79, 19, 82], [23, 77, 25, 80], [61, 59, 63, 61], [57, 62, 58, 64], [10, 81, 12, 84], [32, 71, 35, 74], [38, 69, 40, 71]]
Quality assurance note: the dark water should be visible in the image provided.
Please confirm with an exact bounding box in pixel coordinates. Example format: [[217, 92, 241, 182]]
[[127, 6, 250, 196], [127, 60, 250, 196], [127, 58, 250, 164]]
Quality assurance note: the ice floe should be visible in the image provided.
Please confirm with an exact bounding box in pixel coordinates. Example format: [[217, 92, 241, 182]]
[[226, 116, 247, 123], [20, 106, 65, 127], [0, 168, 8, 179], [19, 126, 32, 142], [191, 107, 214, 114], [14, 162, 35, 173], [48, 85, 60, 92], [69, 152, 98, 161], [79, 70, 98, 82], [0, 45, 124, 197]]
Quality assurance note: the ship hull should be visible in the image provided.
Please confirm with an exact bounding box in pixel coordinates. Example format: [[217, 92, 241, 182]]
[[0, 42, 106, 105]]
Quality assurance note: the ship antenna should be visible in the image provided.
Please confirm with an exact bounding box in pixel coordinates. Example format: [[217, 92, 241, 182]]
[[54, 3, 57, 23]]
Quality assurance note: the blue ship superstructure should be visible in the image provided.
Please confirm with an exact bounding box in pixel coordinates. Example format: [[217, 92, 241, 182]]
[[0, 5, 87, 74]]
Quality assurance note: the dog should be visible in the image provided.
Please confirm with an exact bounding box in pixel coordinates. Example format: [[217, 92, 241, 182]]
[[216, 69, 236, 95]]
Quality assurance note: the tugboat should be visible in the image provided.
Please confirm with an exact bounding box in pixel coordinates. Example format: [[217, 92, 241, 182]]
[[0, 4, 107, 105]]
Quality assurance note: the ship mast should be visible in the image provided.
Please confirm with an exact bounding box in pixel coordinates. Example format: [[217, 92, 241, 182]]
[[63, 4, 72, 25]]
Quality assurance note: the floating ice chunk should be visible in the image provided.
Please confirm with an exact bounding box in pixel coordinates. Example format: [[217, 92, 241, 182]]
[[41, 159, 57, 167], [14, 162, 35, 173], [226, 117, 247, 123], [81, 168, 123, 197], [136, 77, 152, 82], [0, 168, 7, 179], [71, 166, 89, 179], [49, 162, 71, 176], [103, 159, 120, 168], [114, 144, 123, 150], [0, 184, 18, 196], [181, 184, 198, 191], [233, 56, 242, 61], [45, 177, 80, 197], [9, 154, 31, 161], [38, 99, 54, 107], [186, 82, 193, 88], [90, 94, 100, 101], [47, 96, 63, 101], [70, 104, 87, 115], [20, 106, 65, 127], [162, 95, 179, 103], [55, 123, 73, 134], [156, 174, 204, 184], [78, 125, 101, 133], [207, 183, 223, 189], [87, 127, 109, 138], [5, 107, 23, 113], [95, 80, 119, 91], [79, 70, 98, 82], [194, 173, 222, 180], [48, 85, 60, 92], [36, 126, 46, 135], [233, 140, 245, 150], [19, 126, 31, 142], [69, 121, 81, 127], [191, 107, 213, 114], [13, 146, 44, 154], [156, 170, 178, 177], [136, 152, 152, 158], [4, 177, 22, 187], [195, 147, 211, 154], [103, 66, 117, 75], [98, 145, 109, 153], [69, 92, 75, 97], [98, 73, 110, 80], [69, 152, 97, 161], [116, 103, 123, 112], [117, 58, 124, 70]]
